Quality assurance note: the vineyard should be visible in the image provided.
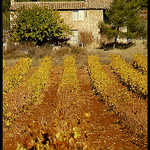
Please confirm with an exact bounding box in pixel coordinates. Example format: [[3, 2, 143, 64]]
[[3, 53, 147, 150]]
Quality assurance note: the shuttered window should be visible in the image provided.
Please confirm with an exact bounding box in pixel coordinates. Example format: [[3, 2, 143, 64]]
[[73, 10, 84, 20], [78, 10, 84, 20], [73, 11, 78, 20]]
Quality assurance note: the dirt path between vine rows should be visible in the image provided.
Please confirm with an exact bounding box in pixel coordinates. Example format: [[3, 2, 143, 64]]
[[3, 66, 63, 150], [3, 65, 145, 150]]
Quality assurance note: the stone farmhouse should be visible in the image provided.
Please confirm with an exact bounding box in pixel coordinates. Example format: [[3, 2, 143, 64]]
[[10, 0, 113, 45]]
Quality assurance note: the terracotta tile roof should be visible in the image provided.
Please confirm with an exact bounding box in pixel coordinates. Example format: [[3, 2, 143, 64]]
[[87, 0, 113, 9], [10, 0, 113, 11]]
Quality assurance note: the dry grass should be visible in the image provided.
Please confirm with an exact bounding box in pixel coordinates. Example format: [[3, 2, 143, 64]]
[[87, 39, 147, 65], [3, 39, 147, 67], [3, 42, 53, 67], [51, 45, 88, 66], [3, 42, 88, 67]]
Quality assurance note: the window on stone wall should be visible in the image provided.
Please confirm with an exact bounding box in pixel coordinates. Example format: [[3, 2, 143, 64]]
[[73, 10, 84, 20], [73, 10, 78, 20]]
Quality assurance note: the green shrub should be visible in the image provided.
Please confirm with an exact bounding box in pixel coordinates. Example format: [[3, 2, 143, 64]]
[[10, 6, 72, 45], [136, 19, 147, 39], [3, 11, 10, 31]]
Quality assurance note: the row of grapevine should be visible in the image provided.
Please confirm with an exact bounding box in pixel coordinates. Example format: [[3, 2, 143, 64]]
[[23, 56, 52, 102], [3, 57, 32, 95], [88, 55, 110, 95], [14, 56, 80, 150], [133, 53, 147, 74], [88, 55, 147, 137], [3, 56, 52, 127], [3, 60, 5, 69], [58, 55, 78, 94], [55, 56, 84, 148], [88, 55, 131, 105], [109, 54, 147, 96]]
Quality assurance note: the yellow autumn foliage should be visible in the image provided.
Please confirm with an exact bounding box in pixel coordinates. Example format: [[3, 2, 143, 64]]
[[133, 53, 147, 73], [88, 55, 111, 95], [88, 55, 132, 106], [110, 54, 147, 96], [3, 57, 52, 128], [3, 57, 32, 94], [3, 60, 5, 69], [58, 55, 78, 94], [24, 56, 52, 102]]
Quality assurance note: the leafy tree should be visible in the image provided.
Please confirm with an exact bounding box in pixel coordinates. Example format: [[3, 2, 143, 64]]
[[10, 6, 72, 45], [3, 11, 10, 31], [3, 0, 10, 32], [138, 0, 148, 9], [98, 0, 142, 49], [136, 19, 147, 38], [3, 0, 10, 12]]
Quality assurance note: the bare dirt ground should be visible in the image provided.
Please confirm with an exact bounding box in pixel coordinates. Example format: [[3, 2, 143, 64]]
[[3, 40, 147, 149], [3, 65, 147, 150]]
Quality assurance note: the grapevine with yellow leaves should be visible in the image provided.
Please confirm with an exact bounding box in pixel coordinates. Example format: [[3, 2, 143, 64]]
[[24, 56, 52, 102], [3, 57, 32, 95], [88, 55, 112, 97], [3, 57, 52, 128], [58, 55, 78, 94], [109, 54, 147, 96], [88, 55, 147, 127], [88, 55, 132, 106], [133, 53, 147, 74], [3, 57, 32, 127], [3, 60, 5, 69]]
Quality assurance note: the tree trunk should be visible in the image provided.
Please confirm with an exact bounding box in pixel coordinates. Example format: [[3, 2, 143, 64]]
[[113, 26, 119, 49], [113, 37, 117, 49]]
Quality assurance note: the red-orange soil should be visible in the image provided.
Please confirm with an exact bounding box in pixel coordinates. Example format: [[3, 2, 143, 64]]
[[3, 65, 147, 150]]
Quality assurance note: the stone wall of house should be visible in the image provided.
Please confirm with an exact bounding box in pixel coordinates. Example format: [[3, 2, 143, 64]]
[[9, 9, 103, 45], [59, 9, 103, 43]]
